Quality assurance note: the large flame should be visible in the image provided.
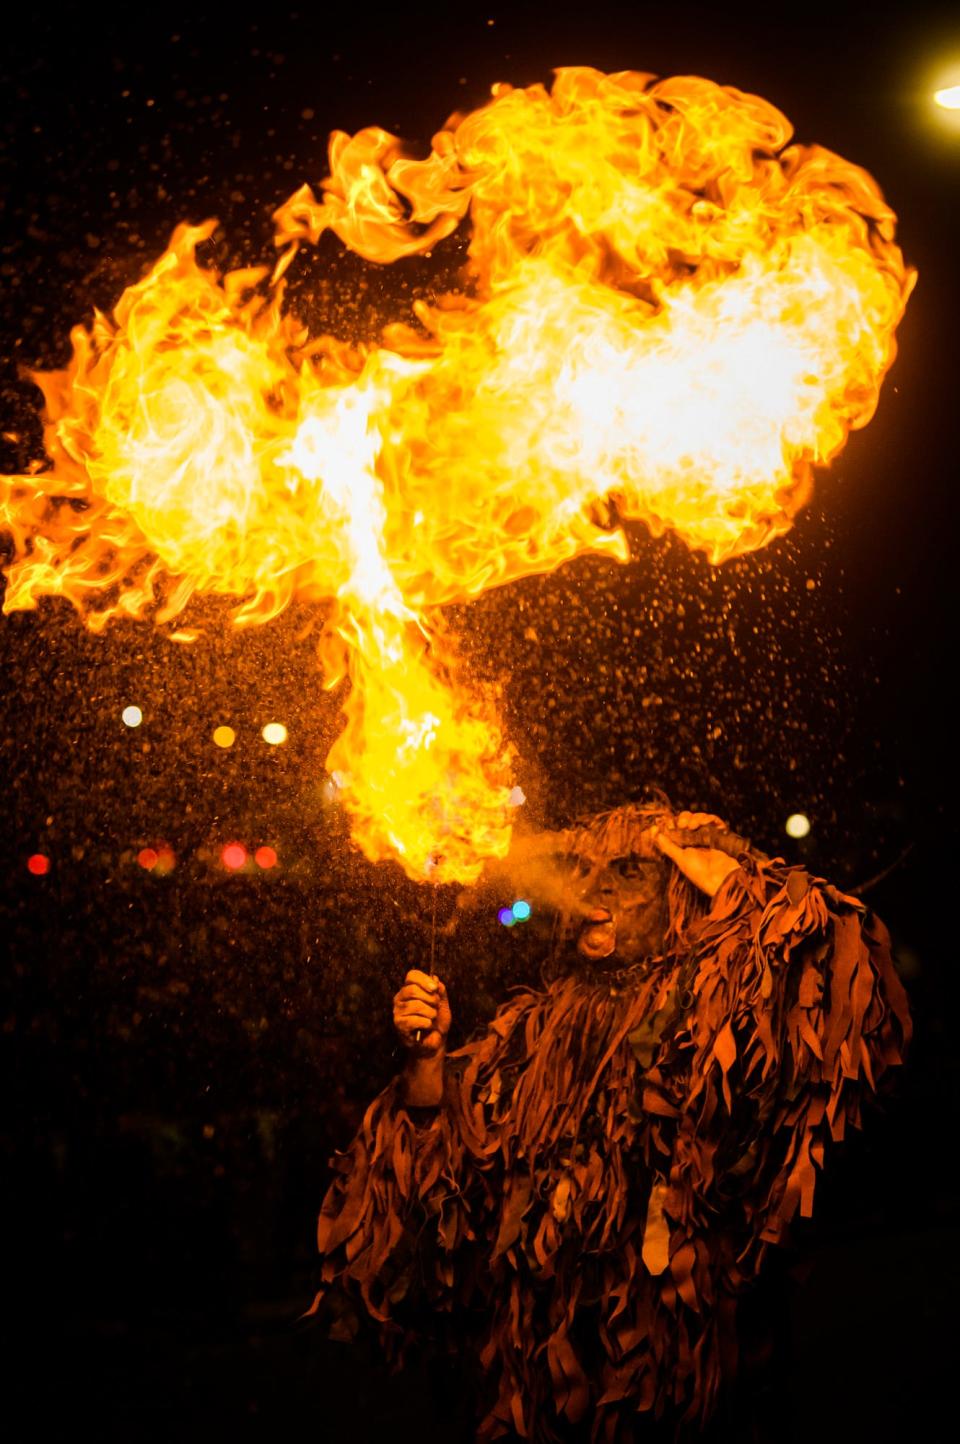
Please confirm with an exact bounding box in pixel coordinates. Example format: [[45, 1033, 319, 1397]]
[[0, 69, 914, 883]]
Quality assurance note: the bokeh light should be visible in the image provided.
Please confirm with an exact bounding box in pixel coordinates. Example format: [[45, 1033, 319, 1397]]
[[26, 853, 50, 876], [261, 722, 288, 746], [137, 848, 159, 870], [254, 846, 278, 870], [512, 899, 532, 921], [212, 725, 236, 748], [121, 705, 143, 728], [785, 812, 811, 839], [221, 842, 247, 871], [498, 906, 516, 927]]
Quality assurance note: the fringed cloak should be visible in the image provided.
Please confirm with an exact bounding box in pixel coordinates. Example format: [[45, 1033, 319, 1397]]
[[309, 857, 911, 1440]]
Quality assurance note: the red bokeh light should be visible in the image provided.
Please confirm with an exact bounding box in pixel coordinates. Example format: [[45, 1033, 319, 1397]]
[[221, 842, 247, 871], [137, 847, 159, 870], [254, 845, 278, 870], [27, 853, 50, 876]]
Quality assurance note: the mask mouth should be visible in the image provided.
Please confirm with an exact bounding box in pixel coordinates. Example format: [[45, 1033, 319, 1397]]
[[577, 907, 616, 959]]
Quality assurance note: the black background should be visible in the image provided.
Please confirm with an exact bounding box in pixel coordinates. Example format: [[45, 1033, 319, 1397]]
[[2, 2, 957, 1439]]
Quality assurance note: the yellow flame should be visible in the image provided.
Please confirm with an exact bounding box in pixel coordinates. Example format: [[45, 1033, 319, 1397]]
[[1, 69, 915, 883]]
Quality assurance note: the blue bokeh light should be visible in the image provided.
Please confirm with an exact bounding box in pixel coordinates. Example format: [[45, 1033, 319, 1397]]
[[498, 906, 516, 927], [512, 899, 531, 921]]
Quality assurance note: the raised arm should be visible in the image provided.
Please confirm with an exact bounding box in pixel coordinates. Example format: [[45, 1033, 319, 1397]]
[[658, 846, 910, 1251], [393, 968, 451, 1107], [653, 809, 752, 896]]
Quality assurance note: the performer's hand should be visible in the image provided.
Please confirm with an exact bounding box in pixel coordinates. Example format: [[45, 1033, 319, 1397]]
[[653, 811, 744, 898], [393, 969, 451, 1057]]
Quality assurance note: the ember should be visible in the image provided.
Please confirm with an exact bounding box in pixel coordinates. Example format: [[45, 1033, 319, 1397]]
[[0, 69, 914, 884]]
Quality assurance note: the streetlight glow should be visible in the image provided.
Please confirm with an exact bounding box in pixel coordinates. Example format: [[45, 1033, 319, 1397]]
[[934, 84, 960, 110]]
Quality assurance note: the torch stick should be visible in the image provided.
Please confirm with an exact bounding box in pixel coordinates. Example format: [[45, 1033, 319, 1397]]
[[415, 871, 440, 1045]]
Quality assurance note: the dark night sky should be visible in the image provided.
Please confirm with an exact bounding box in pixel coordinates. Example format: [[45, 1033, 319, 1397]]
[[1, 3, 958, 1440]]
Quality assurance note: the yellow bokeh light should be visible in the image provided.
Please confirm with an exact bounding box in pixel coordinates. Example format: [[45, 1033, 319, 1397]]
[[213, 725, 236, 748], [785, 812, 811, 839], [261, 722, 288, 746], [121, 705, 142, 728], [934, 84, 960, 110]]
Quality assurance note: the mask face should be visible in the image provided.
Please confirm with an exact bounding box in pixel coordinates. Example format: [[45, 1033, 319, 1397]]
[[565, 841, 669, 964]]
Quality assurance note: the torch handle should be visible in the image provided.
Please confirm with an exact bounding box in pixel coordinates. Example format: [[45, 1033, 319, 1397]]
[[660, 823, 757, 860], [414, 971, 439, 1045]]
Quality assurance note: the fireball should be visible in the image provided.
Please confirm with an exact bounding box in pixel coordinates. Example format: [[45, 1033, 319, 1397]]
[[0, 69, 915, 883]]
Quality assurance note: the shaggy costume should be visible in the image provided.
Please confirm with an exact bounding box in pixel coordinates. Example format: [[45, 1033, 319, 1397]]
[[309, 854, 910, 1440]]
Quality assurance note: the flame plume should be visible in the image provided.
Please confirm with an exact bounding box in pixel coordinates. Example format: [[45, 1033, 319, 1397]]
[[1, 69, 914, 883]]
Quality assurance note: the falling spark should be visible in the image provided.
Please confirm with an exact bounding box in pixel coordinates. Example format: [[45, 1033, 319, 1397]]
[[0, 70, 915, 885]]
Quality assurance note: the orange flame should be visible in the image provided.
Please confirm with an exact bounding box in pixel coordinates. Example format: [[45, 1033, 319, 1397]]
[[0, 69, 914, 883]]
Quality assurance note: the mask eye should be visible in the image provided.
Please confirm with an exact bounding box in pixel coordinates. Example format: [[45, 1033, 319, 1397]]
[[570, 854, 592, 879]]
